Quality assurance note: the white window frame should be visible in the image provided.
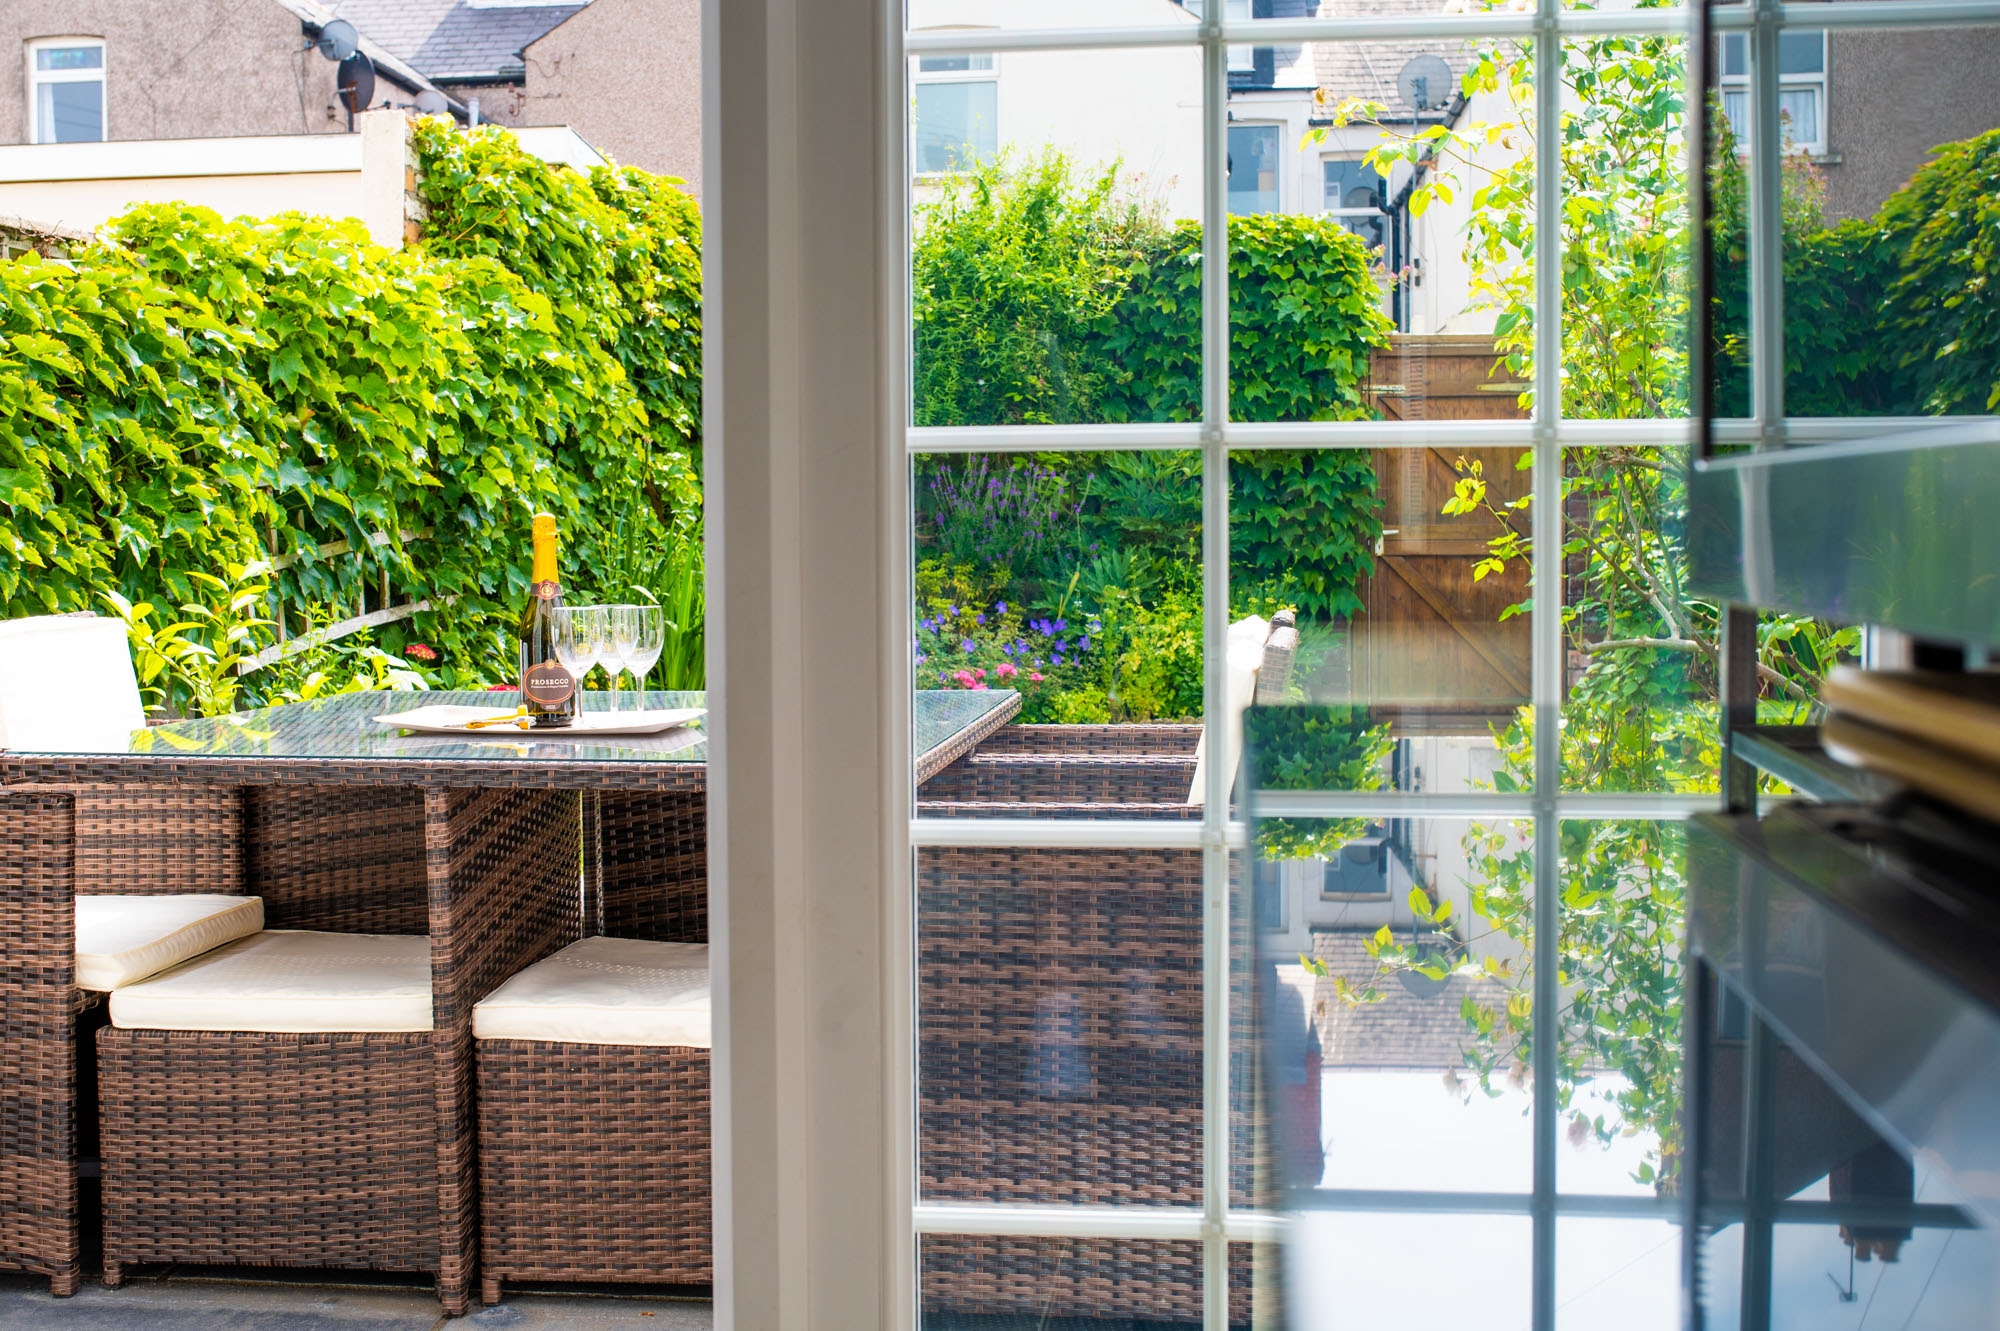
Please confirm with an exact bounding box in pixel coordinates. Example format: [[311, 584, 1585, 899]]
[[884, 4, 2000, 1330], [1719, 28, 1827, 156], [910, 48, 997, 178], [25, 37, 105, 145]]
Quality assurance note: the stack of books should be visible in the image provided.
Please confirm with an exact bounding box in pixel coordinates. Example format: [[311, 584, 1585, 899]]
[[1822, 666, 2000, 823]]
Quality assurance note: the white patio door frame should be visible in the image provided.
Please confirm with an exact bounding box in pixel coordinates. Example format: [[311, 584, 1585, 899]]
[[700, 0, 2000, 1326]]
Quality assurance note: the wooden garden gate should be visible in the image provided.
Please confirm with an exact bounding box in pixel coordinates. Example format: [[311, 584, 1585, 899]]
[[1353, 334, 1533, 735]]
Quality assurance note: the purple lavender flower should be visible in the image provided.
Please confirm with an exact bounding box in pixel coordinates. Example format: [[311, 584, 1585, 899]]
[[995, 601, 1007, 613], [975, 614, 986, 626], [1054, 619, 1066, 632], [960, 638, 976, 654], [1079, 636, 1090, 650], [1053, 652, 1065, 666]]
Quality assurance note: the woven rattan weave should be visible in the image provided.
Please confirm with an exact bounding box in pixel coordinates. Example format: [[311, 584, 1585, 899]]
[[83, 784, 583, 1314], [476, 1040, 712, 1301]]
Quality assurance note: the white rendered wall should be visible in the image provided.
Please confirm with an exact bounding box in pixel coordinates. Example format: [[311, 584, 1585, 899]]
[[911, 0, 1205, 220]]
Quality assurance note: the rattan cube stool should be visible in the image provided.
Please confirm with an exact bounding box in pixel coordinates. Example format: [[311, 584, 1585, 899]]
[[474, 936, 711, 1303]]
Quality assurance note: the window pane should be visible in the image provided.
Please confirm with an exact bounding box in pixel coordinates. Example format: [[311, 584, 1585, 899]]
[[1556, 1218, 1679, 1331], [1721, 32, 1747, 79], [1557, 444, 1709, 795], [918, 844, 1208, 1204], [918, 53, 993, 73], [921, 1236, 1227, 1326], [908, 48, 1203, 426], [1562, 34, 1690, 421], [1282, 1212, 1533, 1327], [911, 451, 1206, 746], [39, 80, 104, 144], [1243, 805, 1536, 1195], [1777, 28, 1824, 75], [1321, 157, 1388, 254], [1299, 39, 1535, 346], [1775, 23, 2000, 420], [36, 45, 102, 71], [1228, 123, 1282, 214], [915, 81, 998, 174], [1779, 85, 1821, 150], [1554, 820, 1684, 1195], [1233, 450, 1533, 750]]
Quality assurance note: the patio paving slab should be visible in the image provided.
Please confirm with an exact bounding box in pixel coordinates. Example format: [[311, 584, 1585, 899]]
[[0, 1274, 712, 1330]]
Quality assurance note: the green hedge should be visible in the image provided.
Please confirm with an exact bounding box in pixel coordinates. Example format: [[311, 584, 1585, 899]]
[[912, 153, 1390, 620], [0, 123, 701, 706], [1713, 126, 2000, 416]]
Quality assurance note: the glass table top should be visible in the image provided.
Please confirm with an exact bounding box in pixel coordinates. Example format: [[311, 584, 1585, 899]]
[[2, 688, 1020, 771]]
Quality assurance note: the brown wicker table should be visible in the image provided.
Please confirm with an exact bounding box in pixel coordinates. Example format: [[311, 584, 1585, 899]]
[[0, 687, 1019, 1308]]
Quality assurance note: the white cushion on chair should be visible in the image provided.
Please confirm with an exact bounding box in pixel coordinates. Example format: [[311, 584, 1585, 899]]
[[109, 930, 434, 1032], [0, 615, 146, 753], [474, 937, 709, 1048], [75, 894, 265, 991]]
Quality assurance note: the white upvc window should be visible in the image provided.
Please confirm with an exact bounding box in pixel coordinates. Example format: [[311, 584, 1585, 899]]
[[1227, 121, 1282, 213], [1720, 29, 1828, 155], [912, 52, 997, 176], [26, 38, 105, 144]]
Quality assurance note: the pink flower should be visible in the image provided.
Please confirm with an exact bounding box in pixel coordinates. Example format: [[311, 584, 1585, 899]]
[[974, 668, 987, 679], [403, 642, 438, 662], [485, 683, 517, 692], [1028, 672, 1044, 682], [995, 662, 1018, 679]]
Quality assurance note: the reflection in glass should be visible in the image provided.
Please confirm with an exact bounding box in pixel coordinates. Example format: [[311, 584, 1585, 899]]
[[1693, 1005, 2000, 1328], [1555, 1218, 1679, 1331], [1282, 1212, 1532, 1328], [920, 1235, 1229, 1328], [1228, 122, 1282, 214], [1768, 24, 2000, 419], [1240, 795, 1535, 1196], [918, 845, 1209, 1205]]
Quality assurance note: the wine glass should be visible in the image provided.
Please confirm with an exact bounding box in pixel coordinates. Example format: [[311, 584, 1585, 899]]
[[607, 605, 640, 713], [624, 605, 666, 708], [575, 606, 613, 717], [553, 607, 596, 714]]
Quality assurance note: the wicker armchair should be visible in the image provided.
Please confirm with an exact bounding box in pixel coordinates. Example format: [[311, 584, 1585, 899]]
[[93, 786, 583, 1315], [0, 616, 262, 1297], [915, 720, 1253, 1323]]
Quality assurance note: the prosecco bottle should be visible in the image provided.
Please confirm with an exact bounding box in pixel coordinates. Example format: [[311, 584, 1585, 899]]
[[517, 512, 577, 728]]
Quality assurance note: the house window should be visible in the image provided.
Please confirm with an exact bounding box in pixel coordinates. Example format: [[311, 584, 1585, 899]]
[[913, 53, 996, 175], [1719, 30, 1827, 154], [1321, 833, 1391, 898], [1227, 122, 1281, 213], [27, 39, 105, 144], [1323, 157, 1387, 251], [1255, 858, 1287, 930]]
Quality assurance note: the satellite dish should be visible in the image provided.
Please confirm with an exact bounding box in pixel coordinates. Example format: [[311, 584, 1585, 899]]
[[414, 89, 448, 116], [337, 51, 376, 118], [315, 18, 359, 63], [1396, 54, 1456, 114]]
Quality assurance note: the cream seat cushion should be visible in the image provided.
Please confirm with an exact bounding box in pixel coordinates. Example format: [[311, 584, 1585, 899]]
[[109, 930, 433, 1033], [474, 937, 709, 1048], [75, 894, 265, 992]]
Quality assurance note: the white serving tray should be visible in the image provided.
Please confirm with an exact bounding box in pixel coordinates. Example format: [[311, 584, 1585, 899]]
[[374, 705, 706, 737]]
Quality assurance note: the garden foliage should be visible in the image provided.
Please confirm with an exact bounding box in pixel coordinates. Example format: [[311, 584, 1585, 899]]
[[910, 153, 1392, 721], [0, 121, 702, 711]]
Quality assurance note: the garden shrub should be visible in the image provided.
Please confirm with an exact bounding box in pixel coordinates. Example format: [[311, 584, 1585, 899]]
[[0, 121, 702, 711], [1711, 122, 2000, 418], [910, 154, 1393, 719]]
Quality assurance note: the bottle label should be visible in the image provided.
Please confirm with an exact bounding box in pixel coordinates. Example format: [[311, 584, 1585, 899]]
[[522, 660, 576, 707], [532, 580, 561, 601]]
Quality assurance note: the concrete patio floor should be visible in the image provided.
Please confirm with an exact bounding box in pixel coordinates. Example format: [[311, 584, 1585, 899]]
[[0, 1272, 713, 1330]]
